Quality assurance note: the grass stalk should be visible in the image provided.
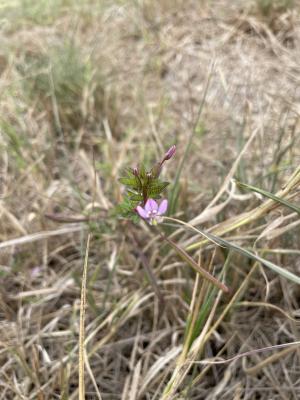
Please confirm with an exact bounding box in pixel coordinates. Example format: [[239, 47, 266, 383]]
[[79, 233, 91, 400]]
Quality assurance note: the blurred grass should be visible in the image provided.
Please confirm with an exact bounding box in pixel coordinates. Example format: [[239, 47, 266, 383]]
[[16, 40, 118, 135], [256, 0, 294, 16]]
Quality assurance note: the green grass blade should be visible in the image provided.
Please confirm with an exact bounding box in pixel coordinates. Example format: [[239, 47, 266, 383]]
[[195, 229, 300, 285], [237, 181, 300, 215]]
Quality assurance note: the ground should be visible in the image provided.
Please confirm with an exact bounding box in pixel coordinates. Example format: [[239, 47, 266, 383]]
[[0, 0, 300, 399]]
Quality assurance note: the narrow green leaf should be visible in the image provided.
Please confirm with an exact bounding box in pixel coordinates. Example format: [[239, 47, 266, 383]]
[[124, 167, 135, 178], [194, 228, 300, 285], [119, 177, 141, 189], [148, 182, 169, 196], [237, 181, 300, 215], [119, 177, 136, 186], [128, 192, 143, 201], [184, 289, 216, 349], [149, 194, 162, 200], [139, 164, 147, 179], [148, 180, 169, 190]]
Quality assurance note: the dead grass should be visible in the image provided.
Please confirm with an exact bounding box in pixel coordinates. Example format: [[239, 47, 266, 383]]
[[1, 0, 300, 399]]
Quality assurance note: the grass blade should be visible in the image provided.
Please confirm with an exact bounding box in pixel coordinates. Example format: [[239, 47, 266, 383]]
[[196, 229, 300, 285], [79, 233, 91, 400], [165, 216, 300, 285], [161, 234, 229, 293], [237, 181, 300, 215], [187, 166, 300, 251]]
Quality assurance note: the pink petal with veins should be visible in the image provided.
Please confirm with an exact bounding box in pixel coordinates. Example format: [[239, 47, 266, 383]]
[[136, 206, 148, 219], [145, 198, 158, 213], [158, 199, 168, 215]]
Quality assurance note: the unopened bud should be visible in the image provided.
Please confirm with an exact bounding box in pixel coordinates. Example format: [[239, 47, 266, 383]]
[[132, 167, 139, 176], [163, 145, 176, 161]]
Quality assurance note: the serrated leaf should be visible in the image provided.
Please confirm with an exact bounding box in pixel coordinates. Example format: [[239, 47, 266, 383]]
[[128, 193, 143, 201], [148, 180, 169, 189], [148, 181, 169, 196], [148, 189, 163, 197], [115, 195, 139, 217], [127, 189, 143, 201], [117, 204, 140, 222], [139, 164, 147, 179], [124, 167, 135, 177], [149, 194, 162, 200], [119, 177, 141, 189]]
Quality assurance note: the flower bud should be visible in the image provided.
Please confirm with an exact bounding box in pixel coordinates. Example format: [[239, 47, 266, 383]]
[[163, 145, 176, 161], [132, 167, 139, 176]]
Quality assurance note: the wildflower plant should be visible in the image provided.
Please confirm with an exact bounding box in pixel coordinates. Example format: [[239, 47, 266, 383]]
[[117, 145, 176, 223], [116, 145, 231, 294]]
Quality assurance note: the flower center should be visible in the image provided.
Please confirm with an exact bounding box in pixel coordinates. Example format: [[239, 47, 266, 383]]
[[147, 209, 157, 219]]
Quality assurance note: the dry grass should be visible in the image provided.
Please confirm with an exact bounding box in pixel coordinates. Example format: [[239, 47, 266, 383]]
[[1, 0, 300, 399]]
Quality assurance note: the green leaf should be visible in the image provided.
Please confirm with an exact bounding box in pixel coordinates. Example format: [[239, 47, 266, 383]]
[[192, 228, 300, 285], [124, 167, 135, 177], [114, 194, 140, 222], [148, 180, 169, 190], [119, 177, 141, 189], [148, 181, 169, 197], [128, 192, 143, 201], [237, 181, 300, 215], [115, 195, 137, 213], [139, 164, 147, 179], [149, 194, 162, 200]]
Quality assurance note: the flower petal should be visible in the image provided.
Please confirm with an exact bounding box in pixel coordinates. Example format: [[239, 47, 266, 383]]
[[158, 199, 168, 215], [145, 198, 158, 212], [136, 206, 148, 219]]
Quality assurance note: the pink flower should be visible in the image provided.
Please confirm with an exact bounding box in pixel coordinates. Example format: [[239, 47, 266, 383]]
[[136, 198, 168, 225]]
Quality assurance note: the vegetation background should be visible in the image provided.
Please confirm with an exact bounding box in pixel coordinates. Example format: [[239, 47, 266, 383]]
[[0, 0, 300, 399]]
